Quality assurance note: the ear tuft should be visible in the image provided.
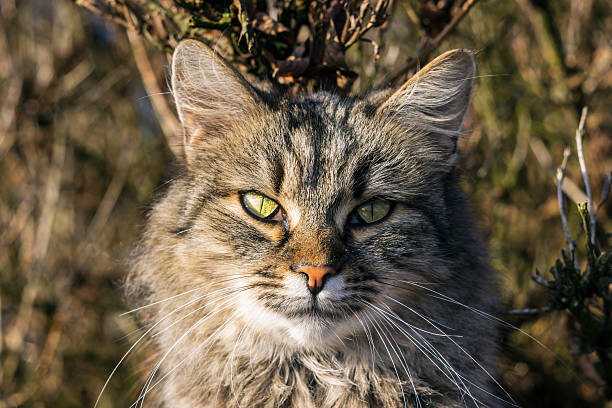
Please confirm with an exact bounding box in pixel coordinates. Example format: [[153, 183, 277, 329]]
[[171, 40, 261, 158], [378, 49, 476, 161]]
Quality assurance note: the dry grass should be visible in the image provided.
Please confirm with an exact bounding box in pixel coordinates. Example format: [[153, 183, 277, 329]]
[[0, 0, 611, 406]]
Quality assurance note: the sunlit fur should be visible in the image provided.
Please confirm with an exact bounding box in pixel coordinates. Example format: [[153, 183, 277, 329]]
[[125, 40, 498, 407]]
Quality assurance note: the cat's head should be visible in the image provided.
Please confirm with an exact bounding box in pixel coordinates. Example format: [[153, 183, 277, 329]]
[[165, 39, 476, 349]]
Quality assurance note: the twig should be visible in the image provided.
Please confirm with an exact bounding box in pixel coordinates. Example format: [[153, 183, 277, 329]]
[[575, 106, 595, 245], [0, 301, 71, 408], [86, 146, 135, 240], [387, 0, 480, 85], [529, 138, 588, 204], [532, 269, 551, 287], [503, 306, 552, 315], [0, 23, 21, 158], [74, 0, 395, 91], [4, 133, 66, 377], [127, 30, 181, 156], [556, 147, 579, 269], [343, 0, 391, 48], [75, 0, 131, 29], [238, 0, 256, 53]]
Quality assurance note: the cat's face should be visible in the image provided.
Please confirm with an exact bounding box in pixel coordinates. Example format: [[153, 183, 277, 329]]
[[167, 40, 475, 349]]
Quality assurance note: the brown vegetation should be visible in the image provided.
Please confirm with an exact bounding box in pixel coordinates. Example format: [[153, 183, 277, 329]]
[[0, 0, 611, 406]]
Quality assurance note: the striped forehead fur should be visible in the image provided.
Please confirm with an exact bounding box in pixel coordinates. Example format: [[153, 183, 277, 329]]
[[124, 40, 499, 407]]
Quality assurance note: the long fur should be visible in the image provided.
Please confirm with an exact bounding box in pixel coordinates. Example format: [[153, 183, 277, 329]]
[[124, 40, 499, 408]]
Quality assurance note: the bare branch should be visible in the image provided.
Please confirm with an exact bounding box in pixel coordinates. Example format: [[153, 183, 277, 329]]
[[556, 147, 579, 269], [503, 306, 552, 315], [387, 0, 480, 85], [529, 138, 588, 204], [575, 106, 595, 245], [127, 30, 182, 156]]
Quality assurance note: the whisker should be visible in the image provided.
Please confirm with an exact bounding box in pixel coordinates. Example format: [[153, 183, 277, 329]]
[[136, 91, 173, 101], [122, 282, 228, 317], [376, 300, 507, 407], [121, 274, 249, 318], [127, 314, 237, 408], [378, 301, 461, 338], [394, 279, 554, 354], [229, 325, 248, 405], [351, 310, 377, 368], [384, 293, 517, 406], [362, 300, 465, 387], [378, 316, 423, 408], [95, 283, 245, 408], [379, 277, 558, 404], [363, 311, 409, 408], [152, 287, 242, 338], [136, 280, 261, 407], [370, 301, 478, 407], [118, 275, 249, 343], [137, 294, 246, 407]]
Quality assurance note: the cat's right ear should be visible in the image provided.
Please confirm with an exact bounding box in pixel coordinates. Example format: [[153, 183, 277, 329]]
[[171, 40, 261, 161]]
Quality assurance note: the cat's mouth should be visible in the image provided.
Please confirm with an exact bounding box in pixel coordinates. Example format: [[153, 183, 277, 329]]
[[283, 300, 345, 320], [260, 295, 341, 319], [277, 297, 367, 347]]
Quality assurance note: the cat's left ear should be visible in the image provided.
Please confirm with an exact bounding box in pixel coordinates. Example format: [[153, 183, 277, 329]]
[[377, 49, 476, 164]]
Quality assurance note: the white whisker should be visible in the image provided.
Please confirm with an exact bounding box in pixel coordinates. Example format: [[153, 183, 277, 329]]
[[384, 293, 517, 406], [362, 300, 464, 386], [351, 310, 377, 368], [152, 287, 242, 338], [136, 292, 248, 407], [379, 317, 423, 408], [95, 283, 245, 408], [229, 325, 248, 405], [397, 280, 552, 353], [363, 311, 409, 408], [371, 302, 477, 407], [128, 314, 237, 408]]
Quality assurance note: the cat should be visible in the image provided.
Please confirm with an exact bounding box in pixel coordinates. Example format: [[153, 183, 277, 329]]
[[123, 39, 500, 407]]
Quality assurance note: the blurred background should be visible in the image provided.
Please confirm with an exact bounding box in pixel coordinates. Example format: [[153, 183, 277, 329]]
[[0, 0, 610, 406]]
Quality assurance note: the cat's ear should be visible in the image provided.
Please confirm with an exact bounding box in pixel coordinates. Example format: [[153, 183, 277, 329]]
[[377, 49, 476, 164], [171, 40, 261, 159]]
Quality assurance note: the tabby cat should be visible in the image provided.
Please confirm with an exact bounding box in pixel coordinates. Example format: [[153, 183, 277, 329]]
[[124, 39, 500, 407]]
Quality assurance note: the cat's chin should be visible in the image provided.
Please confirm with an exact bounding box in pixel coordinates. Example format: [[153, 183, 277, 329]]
[[276, 313, 356, 351], [236, 298, 354, 350], [285, 318, 338, 348]]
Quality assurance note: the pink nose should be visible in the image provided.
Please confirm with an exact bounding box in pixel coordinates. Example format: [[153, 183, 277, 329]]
[[296, 265, 337, 295]]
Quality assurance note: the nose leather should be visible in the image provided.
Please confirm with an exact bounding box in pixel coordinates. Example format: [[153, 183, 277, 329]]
[[296, 265, 336, 295]]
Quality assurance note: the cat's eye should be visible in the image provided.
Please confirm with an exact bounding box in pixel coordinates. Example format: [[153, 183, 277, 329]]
[[241, 192, 281, 221], [351, 198, 391, 224]]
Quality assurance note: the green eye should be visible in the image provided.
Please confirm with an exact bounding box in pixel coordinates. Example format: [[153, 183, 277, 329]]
[[354, 198, 391, 224], [241, 192, 280, 219]]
